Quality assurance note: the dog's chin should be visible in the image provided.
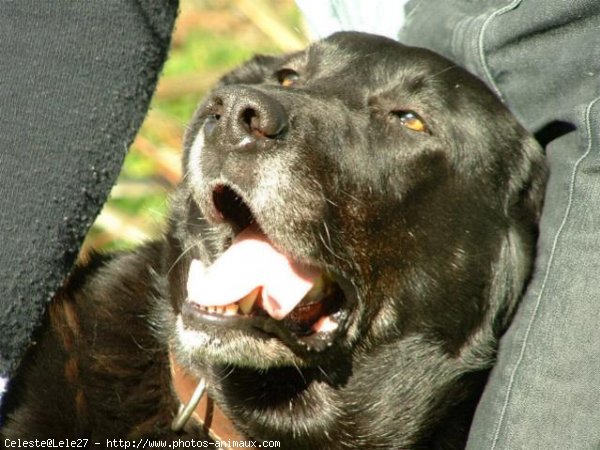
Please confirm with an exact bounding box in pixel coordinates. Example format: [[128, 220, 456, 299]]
[[174, 314, 309, 369]]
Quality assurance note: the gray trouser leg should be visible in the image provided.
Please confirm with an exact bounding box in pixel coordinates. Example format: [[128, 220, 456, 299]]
[[402, 1, 600, 447]]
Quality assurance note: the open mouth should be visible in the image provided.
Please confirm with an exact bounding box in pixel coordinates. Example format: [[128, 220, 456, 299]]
[[183, 184, 351, 354]]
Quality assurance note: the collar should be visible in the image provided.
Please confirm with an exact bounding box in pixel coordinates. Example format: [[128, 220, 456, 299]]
[[169, 353, 248, 447]]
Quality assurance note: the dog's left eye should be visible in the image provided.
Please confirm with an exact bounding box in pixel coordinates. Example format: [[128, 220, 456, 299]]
[[276, 69, 300, 87], [392, 110, 428, 133]]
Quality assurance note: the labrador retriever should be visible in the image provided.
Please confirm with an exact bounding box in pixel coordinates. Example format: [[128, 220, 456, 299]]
[[1, 32, 546, 449]]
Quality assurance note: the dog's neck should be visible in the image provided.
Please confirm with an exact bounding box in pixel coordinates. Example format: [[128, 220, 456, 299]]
[[169, 354, 249, 447]]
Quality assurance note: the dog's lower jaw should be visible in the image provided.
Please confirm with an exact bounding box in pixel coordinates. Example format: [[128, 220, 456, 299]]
[[180, 333, 487, 450], [170, 280, 487, 449], [207, 368, 413, 450], [174, 314, 311, 370]]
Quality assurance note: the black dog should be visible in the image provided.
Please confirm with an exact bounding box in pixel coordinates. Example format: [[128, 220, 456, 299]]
[[1, 32, 546, 449]]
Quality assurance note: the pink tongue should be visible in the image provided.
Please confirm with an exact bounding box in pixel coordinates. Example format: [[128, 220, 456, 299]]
[[186, 225, 320, 320]]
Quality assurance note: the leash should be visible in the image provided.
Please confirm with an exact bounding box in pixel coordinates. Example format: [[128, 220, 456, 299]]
[[169, 354, 250, 448]]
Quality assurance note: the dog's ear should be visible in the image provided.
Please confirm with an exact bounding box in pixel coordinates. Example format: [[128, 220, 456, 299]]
[[485, 135, 546, 337], [217, 54, 282, 86], [508, 135, 547, 227]]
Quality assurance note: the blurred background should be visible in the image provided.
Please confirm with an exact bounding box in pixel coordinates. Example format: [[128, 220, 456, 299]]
[[79, 0, 308, 256]]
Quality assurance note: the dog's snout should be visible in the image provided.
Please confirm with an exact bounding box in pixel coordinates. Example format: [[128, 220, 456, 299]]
[[203, 87, 288, 146], [239, 100, 287, 139]]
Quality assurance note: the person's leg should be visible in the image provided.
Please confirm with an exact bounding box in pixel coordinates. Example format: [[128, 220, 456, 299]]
[[470, 112, 600, 448], [0, 1, 177, 406], [401, 1, 600, 447]]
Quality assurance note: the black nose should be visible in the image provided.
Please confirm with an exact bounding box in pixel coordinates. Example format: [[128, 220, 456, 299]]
[[202, 86, 288, 147]]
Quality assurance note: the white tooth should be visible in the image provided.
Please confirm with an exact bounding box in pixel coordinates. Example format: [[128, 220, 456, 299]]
[[208, 306, 215, 313], [225, 303, 239, 316], [215, 306, 226, 315], [238, 288, 260, 314], [312, 316, 339, 333]]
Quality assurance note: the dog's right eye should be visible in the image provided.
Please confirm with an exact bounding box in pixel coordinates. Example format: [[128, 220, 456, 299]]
[[391, 110, 428, 133], [275, 69, 300, 87]]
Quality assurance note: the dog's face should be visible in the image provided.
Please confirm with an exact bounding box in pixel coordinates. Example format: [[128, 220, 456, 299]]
[[163, 31, 544, 446]]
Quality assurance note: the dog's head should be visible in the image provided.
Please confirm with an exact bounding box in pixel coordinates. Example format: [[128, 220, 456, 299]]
[[163, 31, 545, 446]]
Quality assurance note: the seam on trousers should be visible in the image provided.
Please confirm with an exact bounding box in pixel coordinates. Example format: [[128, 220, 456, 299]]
[[489, 95, 600, 450], [404, 0, 423, 24], [477, 0, 522, 102]]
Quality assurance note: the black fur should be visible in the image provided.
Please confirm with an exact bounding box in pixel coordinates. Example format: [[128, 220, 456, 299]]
[[2, 32, 546, 449]]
